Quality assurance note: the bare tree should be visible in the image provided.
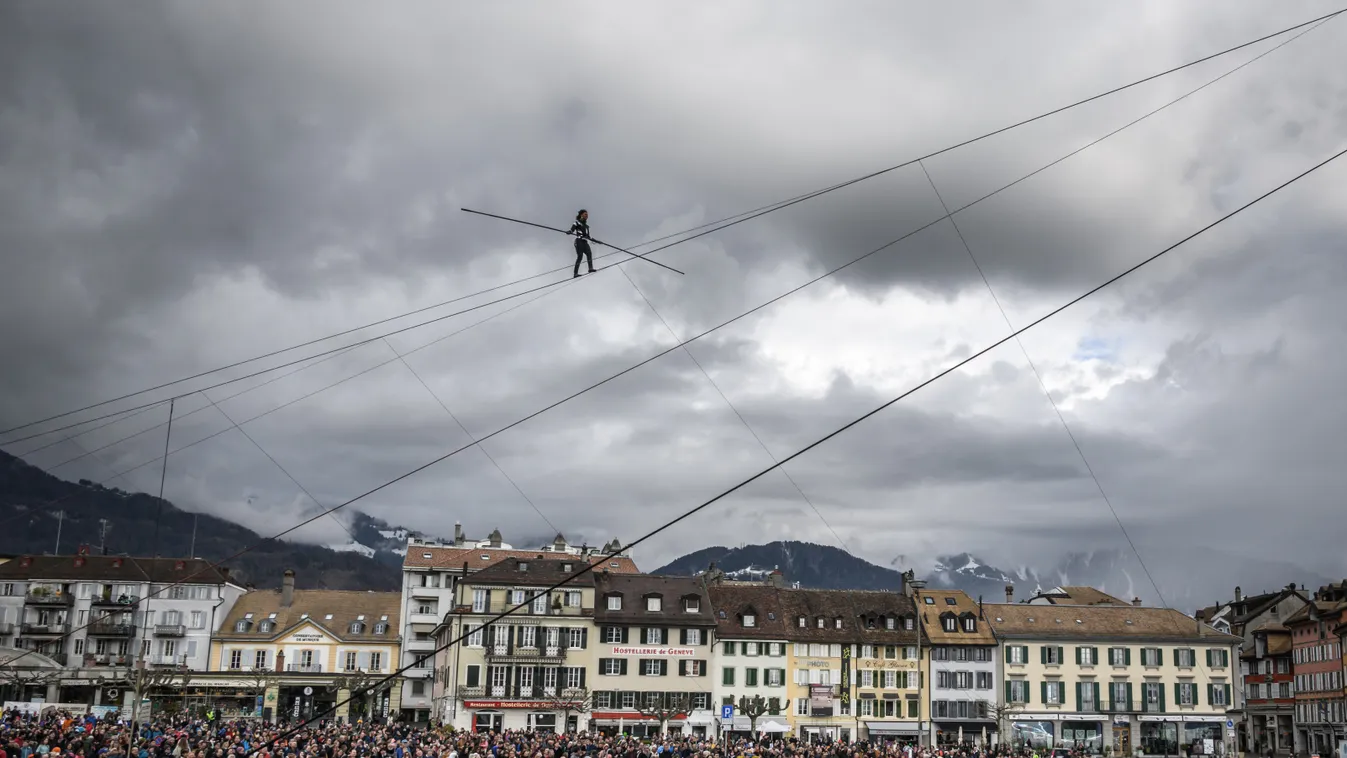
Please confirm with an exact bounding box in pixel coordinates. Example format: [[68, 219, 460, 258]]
[[327, 671, 384, 721], [987, 701, 1022, 745], [545, 687, 594, 731], [737, 695, 776, 737], [636, 693, 691, 735], [0, 666, 63, 701]]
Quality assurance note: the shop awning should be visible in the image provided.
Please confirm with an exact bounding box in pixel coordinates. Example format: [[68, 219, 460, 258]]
[[865, 721, 921, 735]]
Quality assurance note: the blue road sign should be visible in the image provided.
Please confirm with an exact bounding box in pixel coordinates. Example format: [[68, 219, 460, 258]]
[[721, 705, 734, 720]]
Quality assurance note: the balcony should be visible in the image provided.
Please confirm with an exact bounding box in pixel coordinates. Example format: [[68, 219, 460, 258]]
[[406, 610, 441, 626], [21, 622, 70, 636], [90, 595, 138, 608], [154, 624, 187, 637], [484, 645, 565, 664], [458, 685, 487, 699], [403, 637, 436, 651], [410, 584, 443, 599], [24, 591, 73, 607], [286, 663, 323, 673], [466, 599, 588, 616], [87, 623, 135, 637], [83, 654, 131, 667]]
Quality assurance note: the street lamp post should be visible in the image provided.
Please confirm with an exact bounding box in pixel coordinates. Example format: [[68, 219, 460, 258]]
[[908, 578, 927, 749]]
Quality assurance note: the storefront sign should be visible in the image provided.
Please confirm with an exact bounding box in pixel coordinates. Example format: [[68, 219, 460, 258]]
[[464, 700, 545, 709], [609, 645, 696, 657], [840, 645, 851, 707], [290, 633, 325, 643], [798, 659, 833, 668], [857, 659, 918, 670], [589, 711, 688, 721]]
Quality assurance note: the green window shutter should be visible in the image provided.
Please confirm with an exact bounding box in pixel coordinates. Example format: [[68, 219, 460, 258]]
[[1206, 649, 1213, 667], [1092, 646, 1100, 665], [1005, 681, 1012, 703], [1223, 684, 1231, 706], [1124, 648, 1132, 666], [1093, 682, 1101, 710], [1040, 646, 1047, 664], [1158, 683, 1166, 713], [1126, 682, 1133, 711], [1057, 646, 1064, 664], [1173, 683, 1181, 707], [1040, 681, 1046, 705], [1156, 648, 1163, 666], [1005, 646, 1012, 663], [1207, 683, 1214, 705], [1223, 650, 1230, 667], [1075, 682, 1082, 710], [1075, 646, 1082, 665]]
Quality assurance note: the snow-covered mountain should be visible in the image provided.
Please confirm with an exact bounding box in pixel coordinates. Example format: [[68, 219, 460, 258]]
[[654, 541, 1336, 612]]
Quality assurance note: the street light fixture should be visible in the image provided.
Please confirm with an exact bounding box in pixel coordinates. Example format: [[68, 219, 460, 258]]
[[908, 578, 927, 748]]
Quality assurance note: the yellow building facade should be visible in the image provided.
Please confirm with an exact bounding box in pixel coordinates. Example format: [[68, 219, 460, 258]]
[[987, 602, 1241, 755], [208, 570, 402, 723]]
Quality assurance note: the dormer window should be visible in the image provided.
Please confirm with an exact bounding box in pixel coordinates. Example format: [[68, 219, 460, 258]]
[[904, 617, 915, 630], [886, 617, 895, 630], [798, 616, 806, 627], [942, 614, 957, 632], [744, 614, 756, 627], [866, 617, 876, 629], [258, 621, 275, 633], [607, 594, 622, 611], [817, 617, 824, 628], [684, 597, 700, 613], [719, 610, 727, 619], [834, 617, 843, 629], [518, 562, 528, 571], [962, 614, 976, 632], [562, 563, 573, 573], [234, 620, 251, 632], [349, 622, 366, 635], [646, 595, 662, 612], [373, 622, 389, 634]]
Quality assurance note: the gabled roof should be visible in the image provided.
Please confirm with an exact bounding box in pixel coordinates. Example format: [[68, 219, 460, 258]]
[[0, 554, 233, 585], [1282, 597, 1347, 628], [916, 588, 997, 645], [705, 583, 788, 640], [986, 603, 1240, 642], [460, 557, 597, 587], [402, 545, 639, 574], [214, 589, 400, 643], [592, 573, 716, 628]]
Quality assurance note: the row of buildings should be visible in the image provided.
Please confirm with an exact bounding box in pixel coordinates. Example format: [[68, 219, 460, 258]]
[[0, 529, 1343, 757]]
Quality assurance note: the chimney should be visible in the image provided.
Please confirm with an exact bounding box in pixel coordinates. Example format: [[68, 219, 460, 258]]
[[281, 569, 295, 607], [1005, 584, 1014, 604], [767, 569, 785, 588], [1234, 586, 1242, 603], [488, 529, 503, 548], [274, 650, 285, 673], [1132, 597, 1142, 607], [454, 522, 465, 546]]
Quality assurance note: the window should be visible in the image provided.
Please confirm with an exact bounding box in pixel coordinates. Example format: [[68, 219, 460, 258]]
[[834, 617, 842, 629], [531, 593, 547, 614], [796, 698, 809, 716], [1210, 684, 1229, 706], [521, 626, 537, 648], [234, 620, 250, 632], [1008, 645, 1027, 664], [924, 597, 935, 604], [647, 596, 662, 612], [963, 616, 976, 632], [345, 651, 358, 671], [1143, 682, 1161, 710], [602, 659, 622, 676], [191, 611, 205, 629], [602, 626, 622, 643], [349, 622, 366, 635], [1007, 680, 1029, 703], [1079, 646, 1097, 665], [1177, 683, 1196, 706], [684, 597, 700, 612], [745, 642, 760, 656], [645, 628, 664, 644], [1141, 647, 1162, 667], [723, 667, 735, 686], [370, 652, 382, 671], [229, 650, 242, 669], [1044, 646, 1063, 665], [641, 659, 664, 676], [568, 628, 584, 648], [766, 668, 784, 686], [687, 629, 702, 645], [904, 616, 915, 630], [472, 589, 487, 613], [886, 617, 895, 630], [607, 595, 622, 610], [259, 620, 275, 633], [943, 616, 956, 632], [1110, 647, 1130, 666], [1044, 681, 1063, 704], [745, 668, 759, 687], [977, 672, 993, 689], [817, 617, 824, 628], [373, 622, 388, 634], [566, 590, 581, 607], [255, 650, 267, 669], [744, 614, 756, 627]]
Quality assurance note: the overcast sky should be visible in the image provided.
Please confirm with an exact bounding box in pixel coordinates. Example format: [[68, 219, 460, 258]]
[[3, 2, 1345, 596]]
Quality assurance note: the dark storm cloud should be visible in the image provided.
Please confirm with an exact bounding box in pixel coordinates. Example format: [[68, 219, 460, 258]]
[[4, 1, 1347, 587]]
